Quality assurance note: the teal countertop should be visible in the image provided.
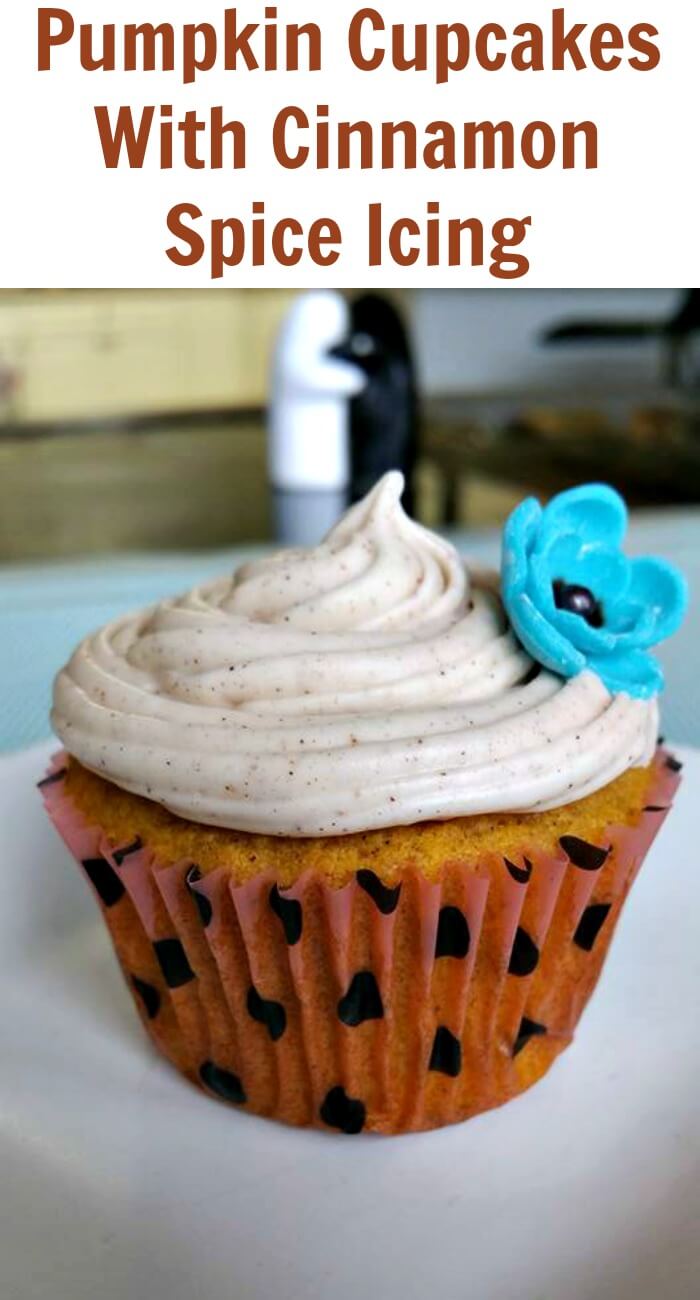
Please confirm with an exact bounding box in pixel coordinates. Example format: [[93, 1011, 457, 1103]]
[[1, 511, 697, 754]]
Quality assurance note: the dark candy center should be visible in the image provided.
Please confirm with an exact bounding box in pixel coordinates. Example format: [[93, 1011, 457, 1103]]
[[552, 579, 603, 628]]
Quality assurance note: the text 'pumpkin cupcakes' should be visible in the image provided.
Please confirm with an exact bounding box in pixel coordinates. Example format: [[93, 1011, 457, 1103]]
[[42, 474, 687, 1134]]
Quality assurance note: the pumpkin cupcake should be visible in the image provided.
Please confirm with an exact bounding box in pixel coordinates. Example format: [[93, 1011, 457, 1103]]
[[42, 474, 687, 1134]]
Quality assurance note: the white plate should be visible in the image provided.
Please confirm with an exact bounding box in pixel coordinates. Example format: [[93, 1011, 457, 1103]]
[[2, 742, 699, 1300]]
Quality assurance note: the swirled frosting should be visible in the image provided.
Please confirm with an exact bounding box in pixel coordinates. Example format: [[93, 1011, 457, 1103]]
[[52, 472, 658, 835]]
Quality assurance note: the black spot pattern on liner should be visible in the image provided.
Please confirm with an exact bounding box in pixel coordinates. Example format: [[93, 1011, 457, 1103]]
[[356, 869, 401, 915], [435, 907, 470, 959], [338, 972, 384, 1027], [269, 885, 303, 945], [247, 985, 287, 1041], [665, 756, 683, 773], [199, 1060, 247, 1105], [504, 856, 533, 885], [37, 767, 68, 789], [429, 1026, 462, 1077], [644, 805, 668, 813], [559, 835, 609, 872], [131, 975, 161, 1020], [153, 938, 195, 989], [513, 1016, 547, 1057], [186, 865, 213, 927], [320, 1086, 366, 1134], [508, 927, 540, 977], [573, 902, 612, 952], [112, 837, 143, 866], [82, 856, 126, 908]]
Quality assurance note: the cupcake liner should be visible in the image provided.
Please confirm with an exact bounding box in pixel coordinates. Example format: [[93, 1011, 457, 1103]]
[[41, 751, 681, 1135]]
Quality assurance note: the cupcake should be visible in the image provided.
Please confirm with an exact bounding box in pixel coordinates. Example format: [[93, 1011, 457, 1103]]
[[42, 474, 687, 1134]]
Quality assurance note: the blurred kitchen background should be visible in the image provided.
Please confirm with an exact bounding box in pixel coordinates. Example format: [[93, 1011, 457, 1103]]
[[1, 287, 698, 751], [1, 287, 699, 559]]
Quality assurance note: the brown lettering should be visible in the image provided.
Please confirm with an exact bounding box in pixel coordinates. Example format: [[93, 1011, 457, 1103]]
[[389, 217, 421, 267], [223, 10, 260, 70], [287, 23, 321, 71], [209, 108, 246, 169], [381, 121, 417, 170], [463, 121, 514, 169], [512, 24, 544, 72], [562, 121, 597, 169], [273, 106, 309, 168], [490, 217, 532, 280], [308, 218, 342, 266], [629, 24, 661, 71], [551, 9, 587, 71], [475, 23, 506, 71], [94, 105, 154, 168], [211, 218, 244, 277], [271, 218, 304, 266], [124, 23, 175, 72], [182, 23, 217, 84], [521, 122, 556, 169], [368, 202, 382, 264], [392, 23, 427, 72], [424, 122, 454, 169], [338, 121, 373, 169], [449, 217, 484, 267], [166, 203, 205, 267], [435, 23, 470, 84], [348, 8, 384, 71], [590, 24, 623, 70], [80, 24, 115, 70], [37, 8, 74, 70]]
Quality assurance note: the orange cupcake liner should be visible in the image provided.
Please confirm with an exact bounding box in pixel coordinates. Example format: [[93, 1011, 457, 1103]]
[[41, 750, 681, 1134]]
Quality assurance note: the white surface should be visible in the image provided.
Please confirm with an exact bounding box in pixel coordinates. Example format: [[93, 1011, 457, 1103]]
[[2, 741, 699, 1300]]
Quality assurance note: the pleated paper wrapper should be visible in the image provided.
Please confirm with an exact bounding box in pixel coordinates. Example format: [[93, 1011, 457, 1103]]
[[40, 751, 680, 1135]]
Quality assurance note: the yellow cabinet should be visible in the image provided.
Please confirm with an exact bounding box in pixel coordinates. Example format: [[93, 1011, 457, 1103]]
[[0, 290, 296, 423]]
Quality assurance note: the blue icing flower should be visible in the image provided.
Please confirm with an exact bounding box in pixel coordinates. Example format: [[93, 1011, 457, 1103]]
[[501, 484, 687, 699]]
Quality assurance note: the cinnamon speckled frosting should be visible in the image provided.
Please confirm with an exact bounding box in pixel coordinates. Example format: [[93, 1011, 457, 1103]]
[[52, 472, 657, 835]]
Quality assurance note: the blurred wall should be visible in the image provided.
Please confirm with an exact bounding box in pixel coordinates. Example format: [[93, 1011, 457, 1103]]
[[412, 289, 679, 395], [0, 290, 295, 424], [0, 287, 692, 559]]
